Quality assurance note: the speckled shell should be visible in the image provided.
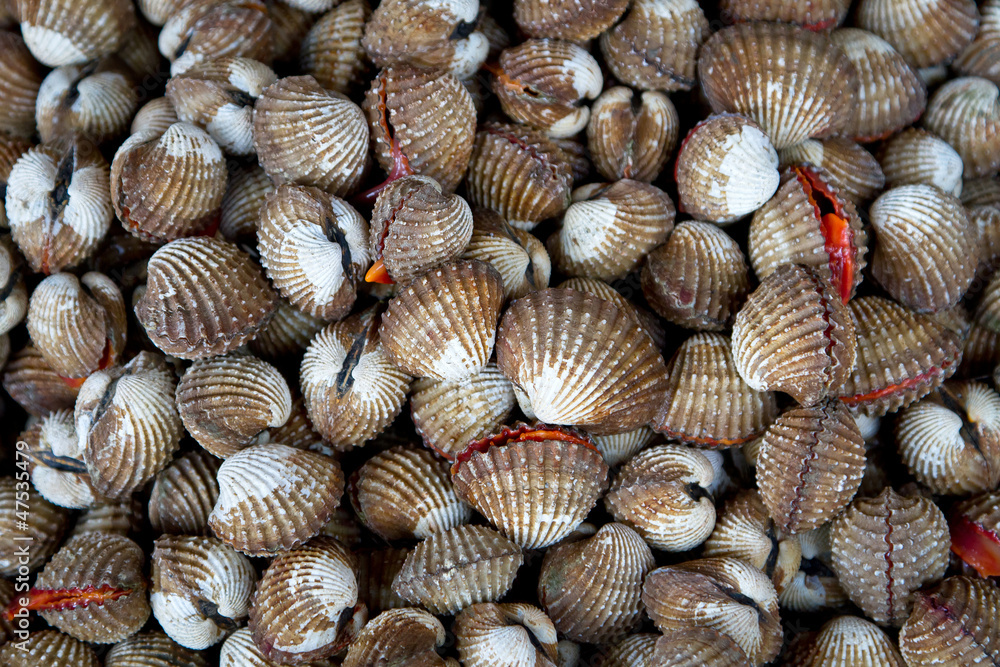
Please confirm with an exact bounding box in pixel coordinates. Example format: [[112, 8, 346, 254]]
[[0, 31, 44, 137], [548, 180, 674, 282], [830, 488, 950, 626], [796, 616, 906, 666], [18, 0, 135, 67], [856, 0, 978, 69], [69, 497, 143, 538], [653, 333, 778, 449], [136, 236, 278, 359], [600, 0, 708, 92], [258, 183, 369, 319], [653, 627, 751, 666], [900, 576, 1000, 666], [392, 523, 522, 614], [514, 0, 628, 41], [461, 208, 551, 301], [343, 607, 451, 667], [364, 66, 475, 193], [465, 122, 573, 229], [104, 632, 210, 667], [0, 476, 68, 576], [209, 443, 344, 555], [587, 86, 677, 183], [879, 128, 965, 196], [2, 343, 80, 415], [923, 77, 1000, 179], [0, 630, 100, 667], [555, 277, 667, 349], [36, 58, 137, 144], [453, 602, 559, 667], [778, 138, 886, 205], [131, 97, 179, 136], [955, 0, 1000, 83], [838, 296, 962, 416], [177, 353, 292, 458], [596, 634, 659, 667], [643, 557, 782, 665], [22, 410, 99, 509], [149, 450, 221, 536], [732, 264, 856, 406], [249, 298, 326, 360], [605, 444, 716, 552], [538, 523, 654, 644], [869, 184, 977, 312], [299, 0, 368, 94], [698, 23, 858, 149], [158, 0, 272, 76], [497, 288, 669, 434], [720, 0, 848, 28], [7, 140, 114, 274]]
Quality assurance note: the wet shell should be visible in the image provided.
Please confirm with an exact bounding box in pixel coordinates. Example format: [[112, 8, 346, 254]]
[[596, 634, 659, 667], [778, 138, 886, 205], [720, 0, 848, 28], [899, 575, 1000, 665], [879, 128, 965, 195], [496, 288, 669, 434], [258, 183, 369, 319], [131, 97, 179, 136], [604, 444, 716, 552], [0, 630, 100, 667], [591, 427, 658, 467], [698, 23, 858, 149], [111, 122, 228, 241], [7, 139, 114, 274], [36, 58, 137, 144], [555, 277, 667, 349], [364, 66, 476, 193], [104, 632, 210, 667], [249, 536, 364, 663], [23, 409, 100, 509], [950, 489, 1000, 578], [136, 236, 278, 359], [797, 616, 906, 666], [299, 0, 368, 94], [356, 547, 409, 613], [778, 525, 848, 613], [653, 627, 751, 666], [70, 497, 143, 538], [18, 0, 135, 67], [955, 0, 1000, 83], [253, 75, 369, 196], [838, 296, 963, 416], [0, 476, 68, 576], [642, 557, 783, 665], [653, 333, 778, 448], [600, 0, 708, 92], [176, 353, 292, 458], [380, 260, 503, 381], [538, 523, 655, 644], [343, 607, 451, 667], [209, 443, 344, 555], [514, 0, 628, 41], [219, 161, 273, 244], [158, 0, 272, 76], [465, 122, 573, 229], [732, 264, 856, 406], [453, 603, 559, 667], [0, 31, 44, 137], [856, 0, 978, 69], [587, 86, 678, 183], [461, 208, 551, 301], [149, 450, 221, 536], [2, 343, 80, 415], [830, 487, 950, 626], [392, 524, 523, 615], [869, 184, 977, 312], [923, 76, 1000, 179], [548, 180, 674, 282]]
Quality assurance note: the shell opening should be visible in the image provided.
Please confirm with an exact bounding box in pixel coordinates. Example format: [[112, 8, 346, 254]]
[[451, 423, 596, 475], [793, 165, 855, 304], [950, 512, 1000, 577], [354, 73, 413, 208], [839, 360, 953, 407]]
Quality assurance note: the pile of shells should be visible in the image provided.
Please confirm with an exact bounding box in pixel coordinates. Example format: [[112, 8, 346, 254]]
[[0, 0, 998, 665]]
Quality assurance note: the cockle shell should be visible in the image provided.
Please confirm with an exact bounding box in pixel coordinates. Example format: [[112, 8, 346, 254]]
[[220, 626, 339, 667], [36, 58, 137, 144], [955, 0, 1000, 83], [356, 547, 408, 613], [0, 134, 33, 228], [149, 450, 221, 536], [249, 298, 326, 360], [266, 0, 315, 64], [879, 128, 965, 195], [556, 277, 666, 348], [300, 0, 368, 94], [923, 76, 1000, 179], [587, 86, 678, 183], [899, 575, 1000, 665], [460, 208, 551, 301], [796, 616, 906, 666], [591, 427, 658, 467], [0, 31, 44, 137], [2, 343, 79, 415], [778, 138, 886, 205], [130, 97, 179, 136], [720, 0, 849, 28], [950, 489, 1000, 578], [514, 0, 628, 41], [343, 608, 452, 667], [596, 634, 659, 667], [18, 0, 135, 67], [104, 632, 209, 667], [0, 476, 68, 576], [777, 525, 848, 613], [0, 239, 27, 337], [453, 603, 559, 667], [22, 409, 100, 509], [856, 0, 978, 69], [69, 497, 143, 538], [0, 630, 100, 667], [158, 0, 272, 76]]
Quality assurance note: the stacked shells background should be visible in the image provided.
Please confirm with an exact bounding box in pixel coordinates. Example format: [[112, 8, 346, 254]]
[[0, 0, 998, 664]]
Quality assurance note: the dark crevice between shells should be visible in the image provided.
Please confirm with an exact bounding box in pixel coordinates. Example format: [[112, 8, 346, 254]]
[[0, 268, 20, 302], [62, 60, 99, 110], [197, 598, 240, 631], [763, 526, 780, 579], [684, 482, 711, 504], [323, 215, 355, 283], [174, 32, 193, 60], [334, 310, 381, 397], [799, 557, 835, 578], [30, 449, 89, 474], [450, 19, 478, 40], [85, 373, 124, 431], [228, 90, 256, 108], [712, 581, 764, 619]]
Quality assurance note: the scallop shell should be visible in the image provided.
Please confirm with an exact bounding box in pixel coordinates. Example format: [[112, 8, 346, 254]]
[[514, 0, 628, 41], [856, 0, 978, 68], [698, 23, 858, 149], [879, 128, 964, 196], [36, 58, 137, 144], [22, 410, 100, 509], [104, 632, 210, 667], [797, 616, 906, 666], [131, 97, 179, 136], [0, 476, 69, 576], [461, 208, 551, 301], [923, 76, 1000, 179], [720, 0, 849, 28], [149, 450, 221, 536], [899, 575, 1000, 666], [249, 298, 326, 360], [2, 343, 80, 416], [0, 630, 100, 667], [0, 31, 44, 137], [778, 138, 886, 205], [299, 0, 368, 94], [392, 524, 523, 615], [343, 607, 451, 667], [158, 0, 273, 76], [18, 0, 135, 67], [253, 75, 369, 196], [591, 427, 658, 467], [453, 603, 559, 667], [136, 236, 278, 359], [177, 353, 292, 458], [496, 288, 669, 434], [588, 86, 677, 183], [653, 627, 751, 666]]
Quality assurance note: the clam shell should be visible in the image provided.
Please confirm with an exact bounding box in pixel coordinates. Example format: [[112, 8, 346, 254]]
[[220, 626, 339, 667], [70, 497, 143, 538], [778, 138, 885, 205], [0, 134, 33, 227], [798, 616, 906, 666], [596, 634, 659, 667], [514, 0, 628, 41], [299, 0, 368, 94], [653, 627, 751, 666], [266, 0, 315, 64], [963, 176, 1000, 266], [149, 450, 221, 536], [104, 632, 209, 667], [0, 630, 99, 667], [461, 208, 551, 301], [357, 547, 409, 614], [588, 86, 677, 183], [856, 0, 978, 68], [955, 0, 1000, 83], [591, 427, 658, 467], [158, 0, 273, 76], [249, 298, 326, 360], [343, 607, 450, 667], [18, 0, 135, 67], [0, 31, 44, 137], [22, 409, 100, 509], [2, 343, 80, 415], [879, 128, 964, 196], [131, 97, 179, 136], [923, 76, 1000, 179], [0, 476, 69, 576], [719, 0, 849, 28], [36, 58, 137, 144], [0, 241, 27, 336], [556, 277, 666, 349], [453, 603, 559, 667], [778, 525, 849, 613], [220, 160, 273, 243], [899, 576, 1000, 666]]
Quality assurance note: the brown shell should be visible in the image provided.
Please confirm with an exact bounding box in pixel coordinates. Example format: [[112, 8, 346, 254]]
[[879, 128, 965, 196], [556, 277, 667, 349], [720, 0, 849, 28], [149, 450, 221, 536], [104, 632, 210, 667], [266, 0, 314, 64], [21, 410, 99, 510], [514, 0, 628, 41], [249, 298, 326, 360], [856, 0, 978, 69], [778, 138, 886, 205], [0, 31, 44, 137], [830, 487, 950, 626], [343, 607, 450, 667], [900, 575, 1000, 665], [955, 0, 1000, 83], [453, 602, 559, 667], [356, 547, 409, 614], [797, 615, 906, 666], [0, 476, 69, 577], [299, 0, 369, 94], [17, 0, 135, 67], [461, 208, 551, 301], [587, 86, 678, 183], [0, 134, 33, 227], [219, 626, 338, 667], [923, 76, 1000, 179], [0, 630, 100, 667], [157, 0, 272, 77], [36, 58, 137, 144], [2, 342, 80, 416], [130, 97, 179, 136], [70, 497, 143, 538], [591, 427, 658, 468], [596, 634, 659, 667], [698, 23, 858, 149], [654, 627, 751, 666]]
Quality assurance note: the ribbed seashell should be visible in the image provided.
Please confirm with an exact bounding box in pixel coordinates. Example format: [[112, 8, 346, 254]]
[[923, 77, 1000, 179], [22, 409, 100, 509], [36, 58, 137, 144], [158, 0, 272, 76], [177, 353, 292, 458], [460, 208, 550, 301], [830, 487, 950, 626], [556, 277, 666, 349], [257, 184, 368, 319], [596, 634, 659, 667], [653, 628, 751, 666], [301, 307, 412, 448], [130, 97, 179, 136], [779, 525, 849, 613], [604, 444, 716, 551], [796, 616, 906, 666], [70, 497, 143, 538], [220, 627, 340, 667], [900, 575, 1000, 665], [778, 138, 885, 205], [548, 180, 674, 282], [7, 140, 114, 274], [757, 401, 865, 535], [838, 296, 962, 416], [950, 489, 1000, 577], [137, 0, 185, 26], [895, 381, 1000, 495], [955, 0, 1000, 83], [104, 632, 210, 667], [218, 161, 272, 244], [299, 0, 368, 94], [343, 608, 451, 667], [0, 31, 44, 137], [451, 424, 609, 548], [963, 176, 1000, 265], [642, 221, 749, 331], [266, 0, 315, 63], [514, 0, 627, 41], [538, 523, 654, 644], [879, 128, 964, 196], [250, 536, 364, 662], [0, 630, 100, 667], [0, 134, 32, 228], [0, 240, 26, 335], [2, 343, 80, 415], [149, 450, 221, 536], [17, 0, 135, 67], [0, 476, 68, 576], [591, 427, 657, 467], [653, 333, 778, 448], [587, 86, 677, 183], [27, 272, 125, 381], [600, 0, 708, 92], [166, 57, 277, 157], [361, 0, 488, 80], [113, 18, 162, 79], [698, 23, 858, 149], [856, 0, 978, 68], [364, 66, 475, 193], [356, 547, 408, 613], [136, 236, 278, 358], [497, 288, 669, 433], [720, 0, 848, 28], [267, 391, 324, 450], [249, 299, 326, 360], [733, 264, 856, 405], [209, 443, 344, 555], [111, 122, 228, 241], [465, 122, 573, 229], [453, 603, 559, 667], [150, 535, 256, 649], [643, 557, 782, 665], [869, 184, 977, 311]]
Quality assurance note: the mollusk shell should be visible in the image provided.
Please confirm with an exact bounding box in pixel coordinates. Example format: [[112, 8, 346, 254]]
[[856, 0, 978, 68], [220, 627, 338, 667], [18, 0, 135, 67], [36, 58, 137, 144], [343, 607, 451, 667], [899, 575, 1000, 666], [149, 450, 221, 536], [2, 343, 80, 416], [778, 138, 885, 204], [923, 76, 1000, 179], [653, 627, 751, 667], [514, 0, 629, 41], [719, 0, 849, 29], [596, 634, 659, 667], [797, 616, 906, 666], [357, 547, 409, 614], [249, 298, 326, 360], [299, 0, 369, 94], [157, 0, 273, 77], [0, 31, 44, 137], [587, 86, 678, 183], [0, 630, 100, 667], [556, 277, 666, 349], [0, 135, 33, 228], [879, 128, 964, 196], [131, 97, 179, 136], [104, 632, 209, 667], [460, 208, 551, 301], [22, 409, 99, 509], [0, 476, 69, 576], [950, 489, 1000, 578], [453, 602, 559, 667], [955, 0, 1000, 83], [591, 427, 658, 468]]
